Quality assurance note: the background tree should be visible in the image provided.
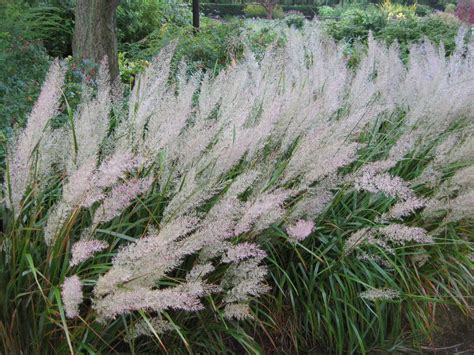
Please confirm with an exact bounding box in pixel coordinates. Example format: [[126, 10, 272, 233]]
[[258, 0, 279, 19], [73, 0, 120, 80]]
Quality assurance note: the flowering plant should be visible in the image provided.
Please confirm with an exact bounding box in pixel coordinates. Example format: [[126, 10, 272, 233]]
[[2, 24, 473, 353]]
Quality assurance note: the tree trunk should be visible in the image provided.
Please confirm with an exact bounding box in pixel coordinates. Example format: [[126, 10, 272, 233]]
[[192, 0, 200, 29], [266, 7, 273, 19], [259, 0, 277, 20], [73, 0, 120, 81]]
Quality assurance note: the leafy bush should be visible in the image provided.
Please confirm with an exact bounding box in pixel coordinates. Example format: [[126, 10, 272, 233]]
[[281, 5, 318, 18], [0, 37, 50, 129], [118, 52, 151, 87], [379, 0, 417, 19], [244, 3, 284, 19], [325, 7, 388, 42], [445, 3, 456, 13], [415, 4, 433, 16], [0, 37, 50, 177], [244, 3, 267, 18], [117, 0, 190, 45], [324, 4, 464, 58], [2, 24, 473, 354], [201, 3, 246, 17], [285, 14, 306, 29], [201, 3, 318, 18], [0, 0, 74, 57], [123, 18, 292, 77], [127, 19, 245, 75], [319, 5, 336, 18], [379, 12, 463, 54], [272, 5, 286, 19], [0, 2, 53, 175]]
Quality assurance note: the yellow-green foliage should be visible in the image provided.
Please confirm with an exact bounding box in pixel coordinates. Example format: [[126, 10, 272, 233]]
[[244, 3, 284, 19], [379, 0, 417, 20]]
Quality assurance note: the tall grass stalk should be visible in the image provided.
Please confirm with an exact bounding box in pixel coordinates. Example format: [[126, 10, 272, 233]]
[[1, 24, 473, 353]]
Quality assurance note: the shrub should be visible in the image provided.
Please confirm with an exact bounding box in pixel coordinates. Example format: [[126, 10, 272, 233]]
[[201, 3, 245, 17], [379, 0, 417, 19], [445, 3, 456, 14], [0, 0, 74, 57], [379, 12, 463, 55], [324, 4, 464, 58], [324, 7, 388, 42], [0, 36, 50, 129], [127, 19, 246, 75], [455, 0, 474, 24], [244, 3, 284, 19], [281, 5, 318, 18], [118, 52, 150, 87], [244, 3, 266, 18], [273, 6, 285, 19], [122, 18, 293, 77], [285, 13, 306, 29], [319, 5, 336, 18], [2, 24, 473, 354], [201, 3, 318, 19], [0, 2, 53, 176], [117, 0, 191, 45], [415, 4, 433, 16]]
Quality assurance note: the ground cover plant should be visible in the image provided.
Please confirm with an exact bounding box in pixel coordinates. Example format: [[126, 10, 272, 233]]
[[1, 21, 473, 355]]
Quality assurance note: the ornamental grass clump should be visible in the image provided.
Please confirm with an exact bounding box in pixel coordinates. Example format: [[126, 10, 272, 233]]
[[1, 24, 473, 353]]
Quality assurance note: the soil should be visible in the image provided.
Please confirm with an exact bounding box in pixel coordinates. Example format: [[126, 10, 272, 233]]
[[424, 306, 474, 354]]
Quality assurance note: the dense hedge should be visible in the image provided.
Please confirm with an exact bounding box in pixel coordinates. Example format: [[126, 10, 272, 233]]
[[201, 3, 319, 17], [201, 3, 245, 16], [203, 0, 450, 9], [283, 5, 319, 16]]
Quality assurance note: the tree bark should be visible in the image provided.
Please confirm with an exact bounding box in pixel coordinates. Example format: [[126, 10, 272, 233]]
[[192, 0, 200, 29], [266, 7, 273, 19], [258, 0, 278, 20], [73, 0, 120, 81]]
